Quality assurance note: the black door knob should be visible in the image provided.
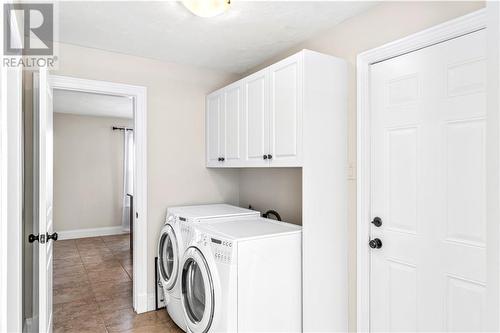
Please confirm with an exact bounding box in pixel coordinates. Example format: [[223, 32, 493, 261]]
[[267, 154, 273, 160], [369, 238, 382, 249], [28, 234, 39, 243], [47, 232, 58, 242], [371, 217, 382, 227], [263, 154, 268, 160]]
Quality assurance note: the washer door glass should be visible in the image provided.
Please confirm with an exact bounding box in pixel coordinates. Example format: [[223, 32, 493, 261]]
[[182, 248, 214, 332], [185, 259, 206, 322], [159, 226, 178, 287]]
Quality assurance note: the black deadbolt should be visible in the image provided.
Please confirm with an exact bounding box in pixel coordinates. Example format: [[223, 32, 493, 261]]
[[369, 238, 382, 249], [371, 217, 382, 227]]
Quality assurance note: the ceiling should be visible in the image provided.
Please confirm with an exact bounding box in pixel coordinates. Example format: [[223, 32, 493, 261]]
[[57, 1, 376, 73], [54, 90, 133, 119]]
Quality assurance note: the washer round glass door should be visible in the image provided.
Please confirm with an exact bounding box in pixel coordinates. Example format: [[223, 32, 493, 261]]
[[158, 224, 179, 290], [181, 247, 214, 333]]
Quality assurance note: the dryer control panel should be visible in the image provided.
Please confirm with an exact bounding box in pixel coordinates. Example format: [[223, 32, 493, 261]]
[[209, 237, 233, 265]]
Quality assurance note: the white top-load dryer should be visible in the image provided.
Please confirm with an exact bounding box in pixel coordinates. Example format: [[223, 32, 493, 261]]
[[179, 217, 302, 333], [157, 204, 260, 331]]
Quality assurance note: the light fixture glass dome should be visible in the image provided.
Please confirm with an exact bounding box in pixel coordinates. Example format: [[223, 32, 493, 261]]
[[182, 0, 230, 18]]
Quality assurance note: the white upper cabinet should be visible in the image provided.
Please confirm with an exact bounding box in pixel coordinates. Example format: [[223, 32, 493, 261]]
[[206, 91, 224, 167], [206, 50, 309, 168], [242, 68, 270, 167], [223, 82, 243, 166], [269, 53, 303, 166]]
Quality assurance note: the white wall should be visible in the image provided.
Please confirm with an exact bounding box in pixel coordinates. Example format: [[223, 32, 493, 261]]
[[238, 1, 485, 330], [53, 113, 133, 232], [52, 42, 241, 299]]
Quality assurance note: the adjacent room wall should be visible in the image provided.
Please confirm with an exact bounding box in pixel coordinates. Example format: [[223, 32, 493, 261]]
[[53, 113, 133, 233], [52, 42, 240, 300], [237, 1, 485, 330]]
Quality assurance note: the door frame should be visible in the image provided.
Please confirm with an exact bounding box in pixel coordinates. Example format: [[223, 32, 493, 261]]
[[49, 75, 149, 313], [356, 9, 490, 331]]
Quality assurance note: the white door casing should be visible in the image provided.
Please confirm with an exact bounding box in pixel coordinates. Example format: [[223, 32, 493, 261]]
[[269, 53, 303, 167], [35, 68, 54, 333], [48, 75, 148, 313]]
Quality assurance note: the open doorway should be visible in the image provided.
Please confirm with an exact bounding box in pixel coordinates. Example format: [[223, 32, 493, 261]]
[[22, 75, 149, 333], [51, 89, 134, 330]]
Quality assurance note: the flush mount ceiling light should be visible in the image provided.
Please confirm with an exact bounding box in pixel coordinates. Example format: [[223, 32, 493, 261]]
[[182, 0, 231, 18]]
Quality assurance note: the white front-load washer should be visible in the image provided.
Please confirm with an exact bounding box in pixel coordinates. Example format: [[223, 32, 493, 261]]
[[157, 204, 260, 331], [179, 217, 302, 333]]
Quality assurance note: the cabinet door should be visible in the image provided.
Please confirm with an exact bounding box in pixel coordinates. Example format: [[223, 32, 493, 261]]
[[242, 68, 270, 167], [269, 53, 303, 166], [206, 92, 224, 167], [222, 83, 243, 167]]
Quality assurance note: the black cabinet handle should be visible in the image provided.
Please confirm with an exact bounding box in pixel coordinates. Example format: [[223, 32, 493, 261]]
[[267, 154, 273, 160], [220, 157, 225, 162], [263, 155, 268, 160], [47, 232, 58, 242]]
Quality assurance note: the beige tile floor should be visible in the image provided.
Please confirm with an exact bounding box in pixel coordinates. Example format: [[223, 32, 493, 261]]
[[53, 234, 183, 333]]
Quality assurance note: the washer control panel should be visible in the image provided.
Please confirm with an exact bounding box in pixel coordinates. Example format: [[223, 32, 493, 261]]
[[209, 236, 233, 264]]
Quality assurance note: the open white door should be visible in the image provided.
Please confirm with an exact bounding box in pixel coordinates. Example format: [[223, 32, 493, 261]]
[[34, 68, 55, 333]]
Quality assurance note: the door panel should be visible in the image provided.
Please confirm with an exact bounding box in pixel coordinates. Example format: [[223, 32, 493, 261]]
[[35, 68, 54, 333], [269, 54, 303, 166], [370, 30, 487, 331], [242, 69, 269, 166], [206, 93, 222, 167], [223, 84, 243, 166]]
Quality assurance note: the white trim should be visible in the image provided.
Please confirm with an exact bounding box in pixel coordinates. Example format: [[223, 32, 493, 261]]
[[23, 317, 33, 333], [0, 4, 23, 332], [147, 292, 157, 310], [1, 68, 23, 333], [58, 226, 129, 240], [356, 9, 487, 332], [49, 75, 150, 313], [486, 2, 500, 331]]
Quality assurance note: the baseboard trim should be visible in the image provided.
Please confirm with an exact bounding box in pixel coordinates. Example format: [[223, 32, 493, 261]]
[[58, 226, 128, 240]]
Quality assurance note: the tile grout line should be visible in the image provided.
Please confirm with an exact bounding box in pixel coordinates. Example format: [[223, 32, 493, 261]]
[[76, 238, 108, 332]]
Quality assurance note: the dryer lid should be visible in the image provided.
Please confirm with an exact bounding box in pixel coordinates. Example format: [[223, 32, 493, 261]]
[[168, 204, 259, 221], [204, 218, 302, 240]]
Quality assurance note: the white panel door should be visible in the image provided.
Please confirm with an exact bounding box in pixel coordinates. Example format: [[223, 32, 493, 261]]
[[223, 83, 243, 167], [242, 69, 269, 167], [269, 53, 303, 167], [35, 68, 55, 333], [206, 92, 224, 167], [370, 30, 487, 331]]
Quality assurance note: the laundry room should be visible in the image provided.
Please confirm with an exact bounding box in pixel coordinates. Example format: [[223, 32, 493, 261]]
[[2, 1, 498, 333]]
